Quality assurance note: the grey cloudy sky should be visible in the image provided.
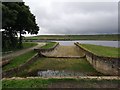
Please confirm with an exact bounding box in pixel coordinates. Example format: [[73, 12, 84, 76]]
[[24, 0, 118, 35]]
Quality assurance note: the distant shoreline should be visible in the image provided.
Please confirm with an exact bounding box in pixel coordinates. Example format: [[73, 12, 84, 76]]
[[24, 34, 120, 41], [24, 39, 119, 41]]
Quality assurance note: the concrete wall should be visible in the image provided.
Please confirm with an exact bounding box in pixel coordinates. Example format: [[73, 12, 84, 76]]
[[74, 43, 120, 76], [34, 42, 59, 56]]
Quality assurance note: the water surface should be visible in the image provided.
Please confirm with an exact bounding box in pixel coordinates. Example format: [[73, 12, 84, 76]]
[[55, 40, 119, 47], [26, 40, 119, 47], [37, 70, 87, 77]]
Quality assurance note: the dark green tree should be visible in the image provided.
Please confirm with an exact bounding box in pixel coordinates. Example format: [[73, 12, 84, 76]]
[[2, 3, 18, 50], [2, 2, 39, 50], [13, 2, 39, 48]]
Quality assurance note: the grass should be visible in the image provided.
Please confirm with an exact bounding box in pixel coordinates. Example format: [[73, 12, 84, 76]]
[[2, 78, 49, 88], [40, 42, 57, 49], [22, 42, 38, 49], [25, 34, 120, 41], [3, 50, 37, 71], [13, 58, 101, 77], [79, 44, 120, 58], [2, 42, 38, 53], [2, 78, 120, 88], [28, 58, 96, 72]]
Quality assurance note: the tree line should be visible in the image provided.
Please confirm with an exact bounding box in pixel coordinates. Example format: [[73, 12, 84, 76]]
[[2, 2, 39, 51]]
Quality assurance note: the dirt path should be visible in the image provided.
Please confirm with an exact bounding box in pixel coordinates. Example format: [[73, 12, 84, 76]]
[[2, 42, 45, 61], [42, 45, 85, 57]]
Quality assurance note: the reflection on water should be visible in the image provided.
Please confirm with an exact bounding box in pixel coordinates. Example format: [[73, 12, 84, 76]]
[[38, 70, 86, 77]]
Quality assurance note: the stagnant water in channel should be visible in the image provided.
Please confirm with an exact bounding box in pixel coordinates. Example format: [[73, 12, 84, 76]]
[[37, 70, 87, 77], [27, 70, 102, 77]]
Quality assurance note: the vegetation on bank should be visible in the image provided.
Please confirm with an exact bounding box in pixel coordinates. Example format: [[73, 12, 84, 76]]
[[40, 42, 57, 49], [3, 50, 37, 71], [2, 42, 38, 53], [79, 44, 120, 58], [22, 42, 38, 49], [25, 34, 120, 41], [2, 78, 120, 88], [28, 58, 98, 72]]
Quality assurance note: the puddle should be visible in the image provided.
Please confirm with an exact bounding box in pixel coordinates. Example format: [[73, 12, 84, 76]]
[[37, 70, 87, 77]]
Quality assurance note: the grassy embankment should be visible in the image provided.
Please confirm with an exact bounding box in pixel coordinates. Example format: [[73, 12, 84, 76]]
[[3, 42, 38, 71], [3, 50, 37, 71], [2, 42, 38, 54], [25, 34, 120, 41], [2, 78, 120, 88], [22, 42, 38, 48], [3, 42, 57, 71], [79, 44, 120, 58]]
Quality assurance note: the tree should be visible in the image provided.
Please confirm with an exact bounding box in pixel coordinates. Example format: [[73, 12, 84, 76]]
[[2, 2, 39, 50], [2, 3, 18, 50], [13, 2, 39, 48]]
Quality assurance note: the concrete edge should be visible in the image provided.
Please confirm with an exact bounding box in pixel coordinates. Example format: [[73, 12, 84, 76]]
[[2, 76, 120, 80]]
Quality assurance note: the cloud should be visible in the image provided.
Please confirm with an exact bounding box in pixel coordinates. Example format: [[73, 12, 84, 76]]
[[24, 0, 118, 35]]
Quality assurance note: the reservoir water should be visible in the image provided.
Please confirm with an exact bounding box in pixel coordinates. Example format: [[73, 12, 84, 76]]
[[55, 40, 119, 47], [26, 40, 119, 47]]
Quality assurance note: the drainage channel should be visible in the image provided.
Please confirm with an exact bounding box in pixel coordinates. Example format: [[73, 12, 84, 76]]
[[25, 57, 103, 78]]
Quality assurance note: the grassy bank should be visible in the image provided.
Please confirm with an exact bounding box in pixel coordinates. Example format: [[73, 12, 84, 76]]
[[3, 50, 37, 71], [2, 78, 119, 88], [25, 34, 120, 41], [22, 42, 38, 48], [2, 42, 38, 54], [79, 44, 119, 58], [40, 42, 57, 49]]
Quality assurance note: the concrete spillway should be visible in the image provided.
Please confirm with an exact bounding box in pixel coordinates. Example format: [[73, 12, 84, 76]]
[[41, 45, 85, 58]]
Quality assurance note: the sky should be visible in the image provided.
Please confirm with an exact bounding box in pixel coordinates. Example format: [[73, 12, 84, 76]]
[[24, 0, 118, 36]]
